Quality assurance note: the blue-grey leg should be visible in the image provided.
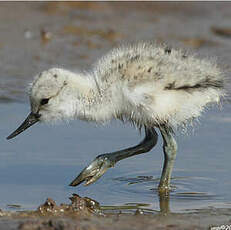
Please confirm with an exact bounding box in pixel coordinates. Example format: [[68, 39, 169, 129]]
[[70, 127, 158, 186], [158, 125, 177, 194]]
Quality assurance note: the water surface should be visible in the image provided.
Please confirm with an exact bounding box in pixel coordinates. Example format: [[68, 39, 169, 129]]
[[0, 102, 231, 213], [0, 2, 231, 214]]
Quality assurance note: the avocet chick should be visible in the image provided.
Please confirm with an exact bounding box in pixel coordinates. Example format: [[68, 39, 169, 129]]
[[7, 42, 225, 193]]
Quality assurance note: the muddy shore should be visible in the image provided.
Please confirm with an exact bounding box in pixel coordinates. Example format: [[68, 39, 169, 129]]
[[0, 194, 231, 230]]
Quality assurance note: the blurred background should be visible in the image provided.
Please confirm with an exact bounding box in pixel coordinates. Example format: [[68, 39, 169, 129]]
[[0, 2, 231, 213], [1, 2, 231, 102]]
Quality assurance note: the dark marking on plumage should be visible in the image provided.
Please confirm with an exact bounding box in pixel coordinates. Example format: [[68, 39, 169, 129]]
[[54, 74, 58, 78], [155, 72, 161, 77], [165, 47, 171, 54], [130, 55, 140, 61], [165, 81, 176, 90], [174, 84, 202, 90], [165, 78, 224, 91], [118, 64, 123, 69], [147, 67, 152, 73]]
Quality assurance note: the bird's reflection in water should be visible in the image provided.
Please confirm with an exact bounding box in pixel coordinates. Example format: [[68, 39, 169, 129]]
[[158, 193, 170, 215], [87, 192, 170, 215], [56, 193, 172, 216]]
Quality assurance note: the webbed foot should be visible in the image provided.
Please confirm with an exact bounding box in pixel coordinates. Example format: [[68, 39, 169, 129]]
[[69, 154, 115, 186]]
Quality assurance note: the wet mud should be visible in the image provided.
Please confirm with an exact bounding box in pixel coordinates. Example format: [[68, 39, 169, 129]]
[[0, 194, 231, 230]]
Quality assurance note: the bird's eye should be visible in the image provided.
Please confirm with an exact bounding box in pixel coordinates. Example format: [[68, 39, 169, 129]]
[[40, 98, 49, 105]]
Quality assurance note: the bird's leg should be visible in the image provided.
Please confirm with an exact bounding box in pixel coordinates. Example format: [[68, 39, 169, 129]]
[[158, 125, 177, 194], [69, 127, 158, 186]]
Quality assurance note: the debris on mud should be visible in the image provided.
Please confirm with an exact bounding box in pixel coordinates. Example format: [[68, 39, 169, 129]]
[[0, 194, 231, 230], [211, 26, 231, 38], [37, 194, 103, 217], [40, 29, 53, 44], [7, 204, 21, 209]]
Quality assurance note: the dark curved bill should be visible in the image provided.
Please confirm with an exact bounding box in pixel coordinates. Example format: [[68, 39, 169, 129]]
[[6, 112, 40, 140]]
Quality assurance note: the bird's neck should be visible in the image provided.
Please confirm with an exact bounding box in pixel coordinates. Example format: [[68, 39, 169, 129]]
[[66, 71, 119, 123]]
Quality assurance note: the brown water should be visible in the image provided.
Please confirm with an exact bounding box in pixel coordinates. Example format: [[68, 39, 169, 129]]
[[0, 2, 231, 214]]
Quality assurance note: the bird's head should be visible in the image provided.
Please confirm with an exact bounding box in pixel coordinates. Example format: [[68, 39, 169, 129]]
[[7, 68, 79, 140]]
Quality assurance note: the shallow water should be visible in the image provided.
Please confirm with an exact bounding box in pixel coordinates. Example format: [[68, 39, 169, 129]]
[[0, 2, 231, 214], [0, 102, 231, 213]]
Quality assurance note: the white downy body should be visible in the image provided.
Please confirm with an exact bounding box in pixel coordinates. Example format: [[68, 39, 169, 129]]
[[29, 42, 225, 129]]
